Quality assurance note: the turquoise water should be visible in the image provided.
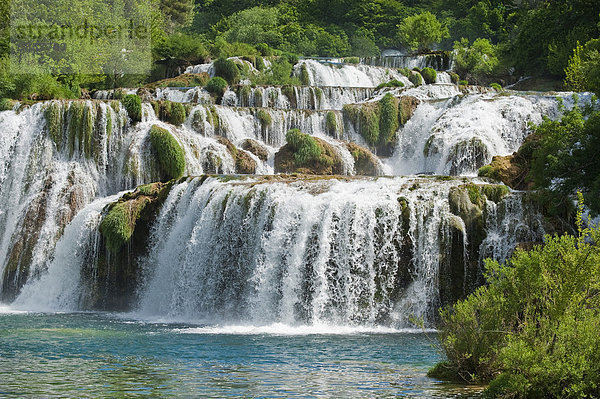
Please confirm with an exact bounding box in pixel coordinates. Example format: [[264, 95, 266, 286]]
[[0, 310, 482, 398]]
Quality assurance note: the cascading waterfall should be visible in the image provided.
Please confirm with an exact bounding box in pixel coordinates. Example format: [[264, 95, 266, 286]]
[[387, 91, 590, 175], [362, 53, 453, 71], [0, 56, 579, 329]]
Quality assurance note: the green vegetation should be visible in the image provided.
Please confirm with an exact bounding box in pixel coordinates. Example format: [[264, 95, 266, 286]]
[[326, 111, 338, 136], [285, 128, 321, 166], [214, 58, 240, 84], [453, 38, 499, 84], [397, 12, 448, 53], [564, 39, 600, 93], [375, 80, 405, 90], [433, 195, 600, 398], [149, 125, 186, 180], [489, 82, 502, 91], [206, 77, 228, 97], [378, 93, 399, 146], [409, 73, 423, 87], [121, 95, 142, 123], [420, 67, 437, 84], [257, 109, 272, 128], [99, 200, 147, 252], [528, 100, 600, 215], [0, 98, 13, 111]]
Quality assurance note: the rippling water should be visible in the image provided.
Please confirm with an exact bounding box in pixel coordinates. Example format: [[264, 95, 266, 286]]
[[0, 310, 483, 397]]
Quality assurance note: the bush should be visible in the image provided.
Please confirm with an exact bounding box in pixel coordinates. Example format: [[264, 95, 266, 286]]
[[344, 57, 360, 64], [490, 82, 502, 91], [458, 80, 469, 86], [453, 38, 499, 83], [149, 125, 186, 180], [206, 77, 228, 97], [122, 94, 142, 122], [300, 63, 310, 86], [421, 67, 437, 84], [256, 43, 274, 57], [326, 111, 337, 136], [564, 39, 600, 94], [214, 57, 240, 84], [434, 195, 600, 397], [398, 68, 412, 78], [449, 72, 460, 84], [169, 102, 187, 125], [375, 80, 405, 90], [409, 72, 423, 86], [286, 128, 321, 166], [0, 97, 12, 111], [257, 109, 272, 128]]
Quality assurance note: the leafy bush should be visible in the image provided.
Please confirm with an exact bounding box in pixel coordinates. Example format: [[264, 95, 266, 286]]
[[300, 63, 310, 85], [434, 195, 600, 398], [122, 94, 142, 123], [206, 77, 228, 97], [214, 57, 240, 84], [449, 72, 460, 84], [420, 67, 437, 84], [409, 72, 423, 86], [398, 12, 449, 53], [286, 128, 321, 166], [529, 101, 600, 214], [458, 80, 469, 86], [398, 68, 411, 78], [153, 33, 209, 64], [453, 38, 499, 83], [344, 57, 360, 64], [564, 39, 600, 94], [149, 125, 186, 180], [489, 82, 502, 91], [375, 80, 405, 90], [257, 109, 272, 128], [0, 97, 12, 111]]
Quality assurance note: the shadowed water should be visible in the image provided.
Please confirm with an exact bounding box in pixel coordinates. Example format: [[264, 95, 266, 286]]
[[0, 310, 484, 398]]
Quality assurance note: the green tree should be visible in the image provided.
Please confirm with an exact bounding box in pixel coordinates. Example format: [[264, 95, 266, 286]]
[[397, 11, 449, 53], [565, 39, 600, 94], [453, 37, 498, 82]]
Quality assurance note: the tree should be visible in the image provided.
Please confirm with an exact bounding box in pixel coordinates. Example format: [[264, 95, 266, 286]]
[[224, 7, 282, 47], [397, 11, 449, 53], [565, 39, 600, 94], [160, 0, 194, 27], [453, 37, 498, 82]]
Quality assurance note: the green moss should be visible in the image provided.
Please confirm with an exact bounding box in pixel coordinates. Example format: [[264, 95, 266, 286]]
[[169, 102, 187, 125], [490, 82, 503, 91], [282, 85, 297, 108], [360, 104, 380, 146], [480, 184, 510, 203], [326, 111, 338, 136], [379, 93, 399, 145], [478, 164, 496, 178], [149, 125, 186, 181], [466, 183, 485, 207], [257, 109, 272, 129], [375, 80, 405, 90], [449, 71, 460, 84], [398, 67, 411, 78], [67, 101, 85, 157], [240, 85, 251, 105], [45, 102, 63, 148], [409, 72, 423, 86], [286, 128, 321, 166], [347, 142, 379, 176], [254, 88, 263, 106], [83, 104, 94, 158], [99, 200, 147, 252], [206, 77, 228, 97], [208, 106, 220, 131], [421, 67, 437, 84], [121, 94, 142, 123], [314, 87, 323, 102], [300, 64, 310, 86]]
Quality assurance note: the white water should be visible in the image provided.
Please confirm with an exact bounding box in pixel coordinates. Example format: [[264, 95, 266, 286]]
[[295, 60, 411, 88], [388, 91, 588, 176]]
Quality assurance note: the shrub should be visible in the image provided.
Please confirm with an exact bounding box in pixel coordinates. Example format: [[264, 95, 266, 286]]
[[300, 63, 310, 86], [453, 38, 499, 83], [434, 194, 600, 397], [421, 67, 437, 84], [214, 57, 240, 84], [449, 72, 460, 84], [286, 128, 321, 166], [398, 68, 412, 78], [206, 77, 228, 97], [409, 72, 423, 86], [490, 82, 502, 91], [375, 80, 405, 90], [0, 97, 13, 111], [169, 102, 187, 125], [256, 43, 274, 57], [326, 111, 337, 136], [121, 94, 142, 123], [345, 57, 360, 64], [458, 80, 469, 86], [149, 125, 186, 180], [257, 109, 272, 128]]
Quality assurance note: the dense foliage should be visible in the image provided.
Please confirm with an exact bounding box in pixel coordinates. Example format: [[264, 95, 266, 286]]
[[285, 128, 321, 166], [528, 98, 600, 215], [433, 194, 600, 398], [149, 125, 186, 180]]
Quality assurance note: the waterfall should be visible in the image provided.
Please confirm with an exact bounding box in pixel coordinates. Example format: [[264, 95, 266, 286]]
[[362, 53, 453, 71], [387, 91, 588, 176], [129, 177, 541, 327], [295, 60, 411, 88]]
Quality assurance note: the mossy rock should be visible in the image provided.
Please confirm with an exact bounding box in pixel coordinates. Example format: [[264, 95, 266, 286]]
[[152, 100, 189, 126], [326, 111, 338, 136], [122, 94, 142, 122], [421, 67, 437, 84], [146, 73, 210, 89], [478, 152, 533, 191], [149, 125, 186, 181], [399, 96, 420, 125], [409, 72, 423, 86], [257, 109, 272, 129], [346, 142, 379, 176], [241, 138, 269, 161], [275, 134, 343, 175], [216, 136, 257, 174]]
